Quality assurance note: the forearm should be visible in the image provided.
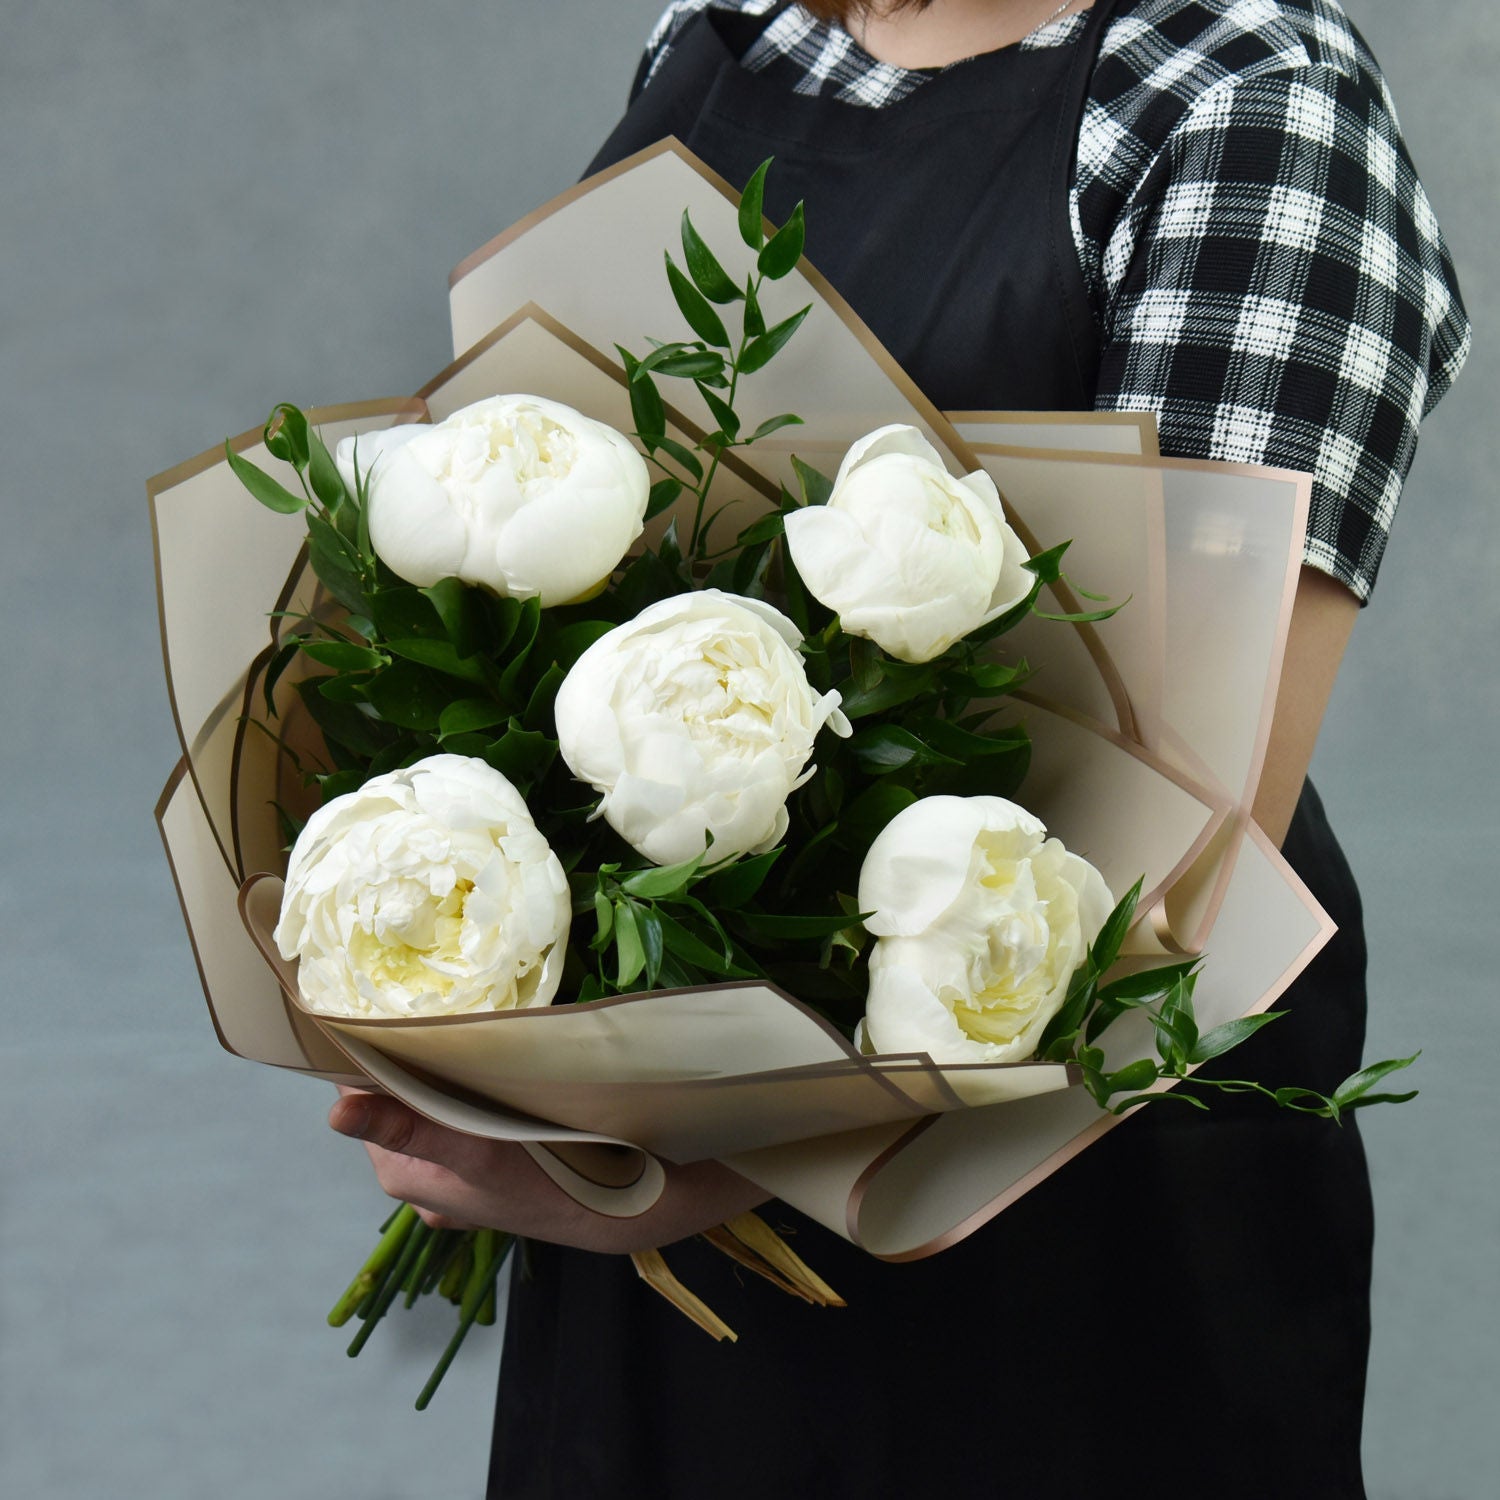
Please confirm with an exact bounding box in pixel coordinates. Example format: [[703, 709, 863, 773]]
[[1252, 566, 1359, 847]]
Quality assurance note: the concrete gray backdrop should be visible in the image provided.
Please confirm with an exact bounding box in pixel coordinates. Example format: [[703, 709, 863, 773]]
[[2, 2, 1493, 1496]]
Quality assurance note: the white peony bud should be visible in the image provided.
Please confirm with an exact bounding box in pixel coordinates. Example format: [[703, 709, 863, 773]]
[[335, 394, 649, 608], [858, 795, 1113, 1064], [274, 754, 571, 1019], [554, 589, 851, 867], [783, 425, 1032, 663]]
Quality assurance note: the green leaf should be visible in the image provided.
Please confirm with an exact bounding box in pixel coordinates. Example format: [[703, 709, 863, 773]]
[[497, 597, 543, 697], [1188, 1012, 1283, 1064], [654, 908, 749, 977], [1102, 1058, 1161, 1096], [738, 305, 812, 374], [638, 905, 665, 987], [1111, 1089, 1209, 1116], [1332, 1053, 1420, 1108], [613, 547, 688, 618], [910, 716, 1028, 761], [743, 276, 766, 338], [296, 677, 397, 758], [551, 618, 616, 669], [316, 674, 371, 704], [1339, 1089, 1420, 1111], [262, 637, 303, 716], [421, 578, 483, 658], [954, 660, 1031, 695], [263, 404, 310, 469], [305, 513, 366, 613], [438, 698, 509, 739], [1090, 879, 1143, 973], [619, 848, 709, 900], [643, 350, 726, 382], [385, 638, 490, 685], [836, 663, 935, 720], [695, 848, 782, 910], [617, 346, 666, 447], [968, 581, 1043, 645], [695, 380, 740, 441], [779, 541, 814, 639], [847, 724, 961, 775], [653, 434, 704, 481], [1151, 1007, 1199, 1072], [591, 887, 615, 950], [757, 200, 805, 279], [307, 429, 346, 511], [483, 723, 556, 785], [790, 455, 832, 508], [614, 901, 646, 989], [848, 637, 881, 692], [316, 768, 365, 802], [746, 412, 804, 444], [364, 659, 452, 732], [680, 210, 742, 303], [226, 442, 305, 514], [735, 909, 870, 941], [371, 586, 445, 642], [738, 158, 772, 250], [299, 639, 386, 672], [678, 894, 738, 966], [1096, 961, 1200, 1003], [734, 512, 785, 547], [646, 477, 683, 521], [522, 661, 565, 734], [837, 783, 917, 852], [666, 253, 731, 347], [1023, 541, 1071, 583], [1035, 601, 1126, 625]]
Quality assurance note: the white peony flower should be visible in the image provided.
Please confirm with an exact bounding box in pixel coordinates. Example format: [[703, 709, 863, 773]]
[[782, 425, 1032, 663], [858, 795, 1113, 1064], [554, 589, 851, 867], [274, 754, 571, 1019], [334, 394, 649, 607]]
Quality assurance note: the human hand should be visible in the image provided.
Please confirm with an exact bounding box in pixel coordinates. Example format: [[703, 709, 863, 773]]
[[328, 1089, 769, 1255]]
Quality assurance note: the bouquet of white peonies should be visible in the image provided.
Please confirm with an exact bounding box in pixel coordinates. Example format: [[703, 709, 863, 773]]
[[152, 149, 1417, 1406]]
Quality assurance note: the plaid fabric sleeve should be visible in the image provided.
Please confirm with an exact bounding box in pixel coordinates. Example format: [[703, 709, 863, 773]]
[[1094, 63, 1470, 601]]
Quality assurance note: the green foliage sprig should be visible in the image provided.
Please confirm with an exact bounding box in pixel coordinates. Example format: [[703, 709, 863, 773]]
[[619, 158, 810, 563], [1036, 878, 1420, 1120]]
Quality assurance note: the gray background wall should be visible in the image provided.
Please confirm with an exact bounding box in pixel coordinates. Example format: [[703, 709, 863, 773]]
[[2, 3, 1492, 1496]]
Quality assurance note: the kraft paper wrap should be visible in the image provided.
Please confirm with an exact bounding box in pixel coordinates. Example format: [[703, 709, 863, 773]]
[[152, 143, 1331, 1258]]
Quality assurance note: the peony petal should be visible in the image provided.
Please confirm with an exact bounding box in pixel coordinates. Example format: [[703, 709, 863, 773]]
[[864, 951, 996, 1064], [831, 423, 948, 493], [858, 795, 992, 937], [366, 441, 468, 586]]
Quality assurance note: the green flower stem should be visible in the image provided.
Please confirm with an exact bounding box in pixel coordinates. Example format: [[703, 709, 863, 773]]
[[407, 1228, 458, 1308], [689, 277, 760, 558], [327, 1203, 419, 1327], [414, 1231, 515, 1411], [438, 1236, 473, 1302], [402, 1224, 447, 1304], [346, 1217, 432, 1357], [419, 1231, 463, 1298]]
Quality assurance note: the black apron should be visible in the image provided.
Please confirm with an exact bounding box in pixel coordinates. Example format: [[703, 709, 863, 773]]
[[490, 7, 1373, 1495]]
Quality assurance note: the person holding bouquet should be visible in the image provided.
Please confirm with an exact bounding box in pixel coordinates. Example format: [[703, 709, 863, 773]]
[[320, 3, 1468, 1495]]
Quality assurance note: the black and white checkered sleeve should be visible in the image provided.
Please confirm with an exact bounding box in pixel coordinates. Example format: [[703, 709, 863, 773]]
[[1094, 63, 1470, 601]]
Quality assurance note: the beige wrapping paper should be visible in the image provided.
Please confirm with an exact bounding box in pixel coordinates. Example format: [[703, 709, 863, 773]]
[[152, 143, 1332, 1258]]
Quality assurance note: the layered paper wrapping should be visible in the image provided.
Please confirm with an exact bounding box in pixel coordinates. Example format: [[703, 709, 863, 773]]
[[153, 140, 1330, 1257]]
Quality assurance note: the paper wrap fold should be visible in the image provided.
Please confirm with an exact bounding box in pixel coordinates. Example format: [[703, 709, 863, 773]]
[[152, 140, 1330, 1259]]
